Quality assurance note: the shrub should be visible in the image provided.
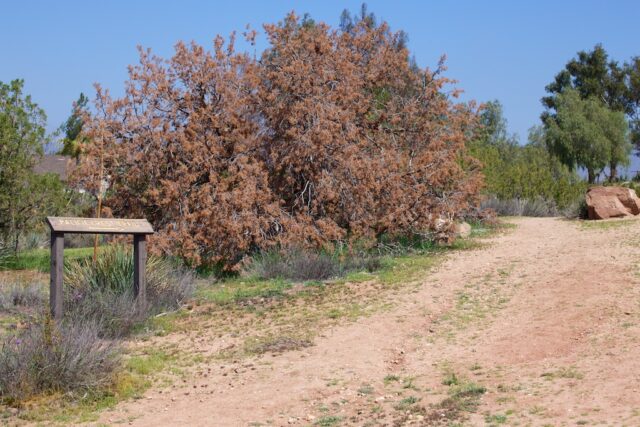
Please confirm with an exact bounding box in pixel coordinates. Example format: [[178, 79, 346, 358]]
[[20, 232, 47, 251], [0, 318, 120, 403], [247, 249, 381, 281], [64, 245, 195, 337], [481, 196, 560, 217], [248, 250, 341, 281], [0, 281, 45, 310], [560, 198, 589, 219]]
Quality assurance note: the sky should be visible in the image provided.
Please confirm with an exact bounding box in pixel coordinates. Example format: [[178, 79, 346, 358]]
[[2, 0, 640, 156]]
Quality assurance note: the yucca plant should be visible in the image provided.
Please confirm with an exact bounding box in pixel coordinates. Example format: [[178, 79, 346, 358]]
[[63, 245, 194, 337]]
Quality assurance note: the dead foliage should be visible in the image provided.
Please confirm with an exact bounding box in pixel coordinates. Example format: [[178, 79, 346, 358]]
[[73, 13, 483, 269]]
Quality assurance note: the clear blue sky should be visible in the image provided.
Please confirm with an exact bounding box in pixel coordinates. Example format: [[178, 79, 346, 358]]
[[2, 0, 639, 145]]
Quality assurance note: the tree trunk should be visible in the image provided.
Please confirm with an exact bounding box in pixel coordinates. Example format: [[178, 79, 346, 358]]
[[587, 169, 596, 184], [609, 162, 618, 182]]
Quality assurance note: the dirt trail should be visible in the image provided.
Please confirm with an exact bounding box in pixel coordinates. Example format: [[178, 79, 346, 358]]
[[101, 217, 640, 426]]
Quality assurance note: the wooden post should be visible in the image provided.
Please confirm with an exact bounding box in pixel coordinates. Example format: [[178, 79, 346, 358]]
[[50, 231, 64, 320], [133, 234, 147, 305]]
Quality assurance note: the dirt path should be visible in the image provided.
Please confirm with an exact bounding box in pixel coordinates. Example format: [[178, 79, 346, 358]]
[[100, 217, 640, 426]]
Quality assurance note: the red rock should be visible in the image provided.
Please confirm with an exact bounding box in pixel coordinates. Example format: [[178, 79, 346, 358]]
[[585, 186, 640, 220]]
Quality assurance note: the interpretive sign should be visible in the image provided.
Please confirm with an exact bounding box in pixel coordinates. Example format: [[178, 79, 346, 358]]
[[47, 217, 154, 234], [46, 217, 154, 320]]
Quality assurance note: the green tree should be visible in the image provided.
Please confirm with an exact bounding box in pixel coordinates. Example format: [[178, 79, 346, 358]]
[[542, 44, 628, 116], [625, 56, 640, 148], [469, 101, 585, 208], [59, 92, 88, 159], [0, 79, 66, 251], [543, 44, 640, 157], [544, 89, 630, 183]]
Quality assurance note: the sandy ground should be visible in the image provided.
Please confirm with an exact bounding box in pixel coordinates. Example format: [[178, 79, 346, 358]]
[[99, 217, 640, 426]]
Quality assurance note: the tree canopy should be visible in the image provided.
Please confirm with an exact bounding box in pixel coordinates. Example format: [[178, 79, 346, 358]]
[[59, 92, 89, 158], [544, 89, 630, 183], [543, 44, 640, 158], [0, 79, 66, 250]]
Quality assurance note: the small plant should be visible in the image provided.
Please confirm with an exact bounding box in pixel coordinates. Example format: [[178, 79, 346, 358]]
[[243, 335, 312, 355], [426, 374, 487, 423], [402, 376, 419, 390], [0, 281, 45, 310], [314, 415, 342, 427], [246, 249, 382, 282], [357, 384, 374, 395], [485, 413, 508, 425], [0, 318, 121, 403], [384, 374, 400, 385], [540, 366, 584, 380], [64, 245, 195, 337], [248, 250, 341, 281], [394, 396, 420, 410], [442, 371, 459, 386], [481, 196, 560, 217]]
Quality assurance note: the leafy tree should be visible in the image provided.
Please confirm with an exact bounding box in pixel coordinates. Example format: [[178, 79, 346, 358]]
[[59, 93, 88, 158], [544, 89, 630, 183], [542, 44, 628, 115], [0, 79, 66, 251], [625, 56, 640, 148], [543, 44, 640, 157], [469, 101, 584, 208]]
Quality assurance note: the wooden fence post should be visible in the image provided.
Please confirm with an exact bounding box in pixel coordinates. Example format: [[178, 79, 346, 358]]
[[133, 234, 147, 305], [50, 231, 64, 320]]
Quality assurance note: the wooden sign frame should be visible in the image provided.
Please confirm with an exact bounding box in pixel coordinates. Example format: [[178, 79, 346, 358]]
[[46, 217, 154, 320]]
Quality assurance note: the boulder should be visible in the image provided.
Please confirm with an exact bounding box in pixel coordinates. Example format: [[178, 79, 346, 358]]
[[455, 222, 472, 238], [585, 186, 640, 220]]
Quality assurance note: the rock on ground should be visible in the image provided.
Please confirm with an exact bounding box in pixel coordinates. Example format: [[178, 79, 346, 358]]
[[585, 186, 640, 220]]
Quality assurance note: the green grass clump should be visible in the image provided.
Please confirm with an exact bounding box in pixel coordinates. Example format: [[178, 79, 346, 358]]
[[314, 415, 342, 426], [579, 218, 637, 230], [3, 247, 94, 272], [196, 277, 292, 305]]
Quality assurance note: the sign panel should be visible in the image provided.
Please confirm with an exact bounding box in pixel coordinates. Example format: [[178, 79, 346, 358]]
[[46, 217, 154, 234]]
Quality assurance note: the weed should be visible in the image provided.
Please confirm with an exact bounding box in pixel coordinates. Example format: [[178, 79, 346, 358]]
[[442, 372, 459, 386], [0, 281, 45, 310], [425, 373, 486, 424], [357, 384, 374, 395], [402, 376, 419, 390], [243, 335, 312, 355], [579, 218, 636, 230], [0, 318, 121, 403], [64, 245, 194, 338], [314, 415, 342, 426], [481, 196, 560, 217], [384, 374, 400, 385], [394, 396, 420, 410], [541, 366, 584, 380], [485, 413, 508, 425]]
